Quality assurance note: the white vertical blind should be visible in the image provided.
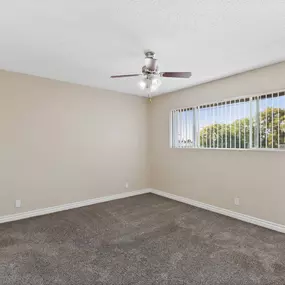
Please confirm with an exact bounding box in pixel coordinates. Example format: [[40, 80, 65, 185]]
[[199, 107, 203, 148], [188, 108, 192, 147], [243, 99, 246, 148], [225, 103, 227, 148], [205, 105, 208, 148], [277, 93, 280, 146], [238, 100, 241, 148], [184, 109, 186, 147], [171, 90, 285, 150], [234, 101, 237, 149], [229, 102, 232, 148], [208, 105, 211, 148], [271, 94, 275, 148]]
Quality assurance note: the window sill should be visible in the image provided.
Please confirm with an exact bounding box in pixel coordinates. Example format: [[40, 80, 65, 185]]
[[170, 147, 285, 152]]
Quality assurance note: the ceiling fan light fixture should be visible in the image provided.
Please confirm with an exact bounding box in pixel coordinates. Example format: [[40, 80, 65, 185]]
[[138, 78, 147, 90], [150, 78, 161, 92], [139, 77, 161, 91], [139, 77, 152, 90]]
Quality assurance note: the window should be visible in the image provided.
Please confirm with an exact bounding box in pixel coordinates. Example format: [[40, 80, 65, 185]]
[[171, 90, 285, 150]]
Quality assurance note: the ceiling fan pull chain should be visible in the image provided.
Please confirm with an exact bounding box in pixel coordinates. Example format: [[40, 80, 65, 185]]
[[148, 91, 152, 103]]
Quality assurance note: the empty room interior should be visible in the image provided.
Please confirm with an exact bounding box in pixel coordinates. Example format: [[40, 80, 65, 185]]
[[1, 1, 285, 284]]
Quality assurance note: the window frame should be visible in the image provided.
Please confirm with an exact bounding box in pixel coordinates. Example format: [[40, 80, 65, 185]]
[[170, 89, 285, 151]]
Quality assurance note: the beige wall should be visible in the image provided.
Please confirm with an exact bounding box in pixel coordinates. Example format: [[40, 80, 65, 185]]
[[1, 62, 285, 225], [0, 71, 149, 216], [150, 62, 285, 225]]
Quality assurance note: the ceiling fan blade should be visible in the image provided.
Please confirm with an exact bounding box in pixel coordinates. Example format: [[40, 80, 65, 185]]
[[110, 74, 141, 78], [160, 72, 192, 78]]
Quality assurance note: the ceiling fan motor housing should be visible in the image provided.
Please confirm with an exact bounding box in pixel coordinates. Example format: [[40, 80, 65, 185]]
[[143, 50, 158, 74], [143, 60, 159, 77]]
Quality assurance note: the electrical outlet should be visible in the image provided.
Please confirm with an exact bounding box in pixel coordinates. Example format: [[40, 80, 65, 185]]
[[234, 197, 240, 206], [15, 200, 21, 208], [125, 182, 129, 189]]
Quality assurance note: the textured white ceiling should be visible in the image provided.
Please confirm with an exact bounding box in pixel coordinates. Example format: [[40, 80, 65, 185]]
[[0, 0, 285, 96]]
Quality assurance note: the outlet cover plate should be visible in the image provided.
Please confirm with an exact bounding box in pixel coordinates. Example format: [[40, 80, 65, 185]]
[[15, 200, 21, 208]]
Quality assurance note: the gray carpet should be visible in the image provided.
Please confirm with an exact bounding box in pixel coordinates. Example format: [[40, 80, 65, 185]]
[[1, 194, 285, 284]]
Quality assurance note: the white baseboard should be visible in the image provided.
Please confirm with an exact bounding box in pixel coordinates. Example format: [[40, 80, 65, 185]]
[[151, 189, 285, 234], [0, 188, 151, 224], [2, 188, 284, 234]]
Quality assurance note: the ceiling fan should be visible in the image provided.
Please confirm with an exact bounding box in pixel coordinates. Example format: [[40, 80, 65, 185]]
[[110, 51, 192, 96]]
